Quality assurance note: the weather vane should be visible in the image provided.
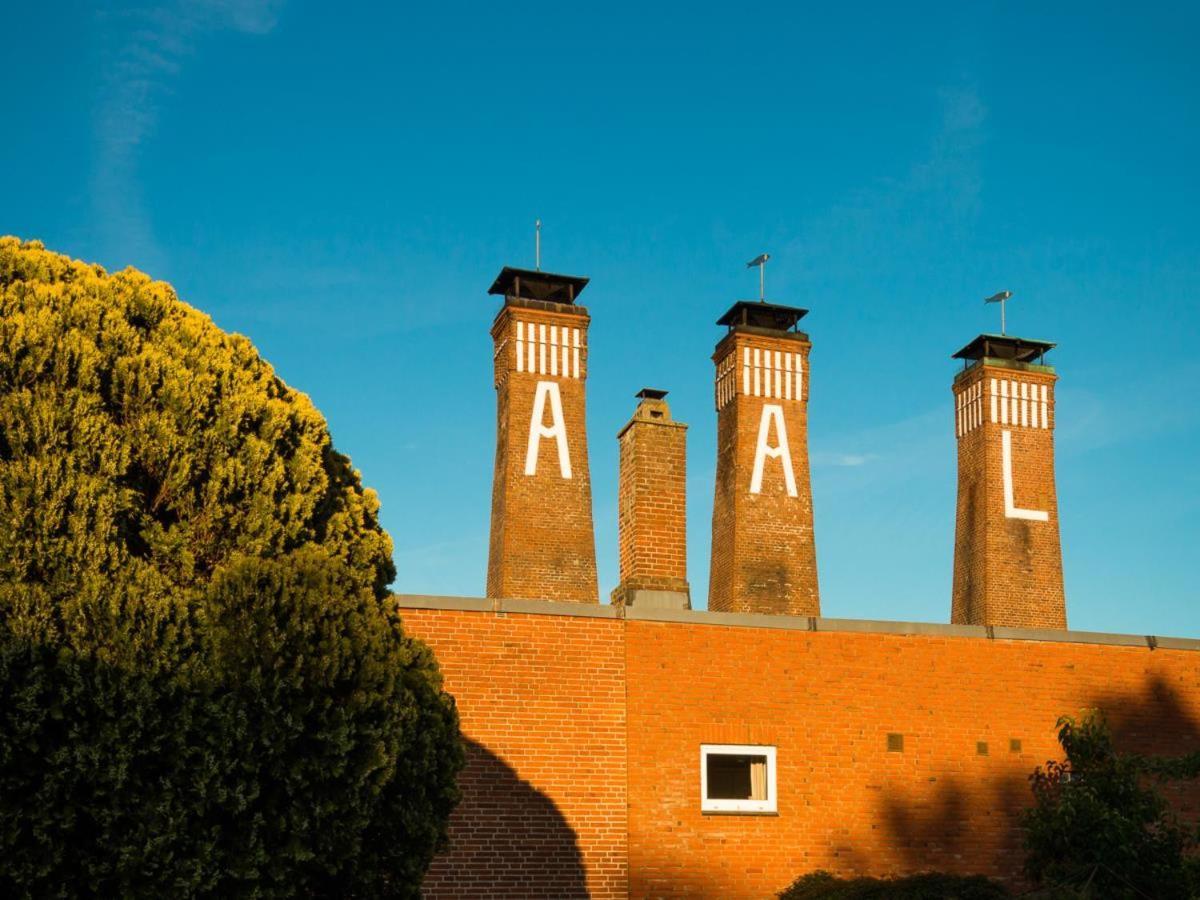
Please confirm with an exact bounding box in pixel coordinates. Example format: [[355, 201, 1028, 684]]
[[746, 253, 770, 302], [984, 290, 1013, 335], [535, 219, 542, 271]]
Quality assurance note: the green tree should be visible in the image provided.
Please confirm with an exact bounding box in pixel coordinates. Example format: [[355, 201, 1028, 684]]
[[1021, 711, 1200, 899], [0, 237, 461, 897]]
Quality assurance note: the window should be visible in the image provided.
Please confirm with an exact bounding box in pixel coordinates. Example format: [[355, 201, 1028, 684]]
[[700, 744, 777, 814]]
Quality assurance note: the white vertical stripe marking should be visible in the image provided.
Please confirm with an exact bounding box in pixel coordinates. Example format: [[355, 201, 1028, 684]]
[[516, 321, 525, 373]]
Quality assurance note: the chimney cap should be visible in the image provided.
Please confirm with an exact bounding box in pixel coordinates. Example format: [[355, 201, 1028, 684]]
[[635, 388, 669, 401], [717, 300, 808, 332], [952, 333, 1056, 364], [488, 266, 589, 304]]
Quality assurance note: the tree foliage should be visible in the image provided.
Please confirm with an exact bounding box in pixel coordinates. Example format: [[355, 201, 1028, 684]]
[[0, 237, 461, 897], [1021, 710, 1200, 899]]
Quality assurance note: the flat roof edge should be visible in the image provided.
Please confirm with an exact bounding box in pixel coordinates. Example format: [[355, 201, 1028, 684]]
[[393, 595, 1200, 650]]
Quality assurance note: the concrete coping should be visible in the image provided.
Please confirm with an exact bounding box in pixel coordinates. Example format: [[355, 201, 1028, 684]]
[[393, 595, 1200, 652]]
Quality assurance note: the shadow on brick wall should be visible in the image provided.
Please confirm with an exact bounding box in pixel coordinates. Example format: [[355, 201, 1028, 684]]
[[1093, 673, 1200, 754], [1091, 673, 1200, 818], [877, 773, 1027, 878], [421, 737, 588, 898], [866, 672, 1200, 883]]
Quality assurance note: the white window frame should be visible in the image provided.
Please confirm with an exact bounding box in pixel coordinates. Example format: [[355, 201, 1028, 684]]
[[700, 744, 777, 814]]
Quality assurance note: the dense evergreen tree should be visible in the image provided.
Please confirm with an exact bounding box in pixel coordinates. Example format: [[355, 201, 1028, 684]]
[[0, 237, 461, 897]]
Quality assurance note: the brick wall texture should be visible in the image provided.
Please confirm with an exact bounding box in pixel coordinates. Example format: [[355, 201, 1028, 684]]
[[486, 299, 599, 603], [612, 395, 690, 606], [404, 606, 1200, 899], [709, 329, 819, 615], [952, 361, 1066, 627]]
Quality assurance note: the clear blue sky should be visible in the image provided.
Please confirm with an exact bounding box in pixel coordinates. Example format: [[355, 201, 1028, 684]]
[[4, 1, 1198, 635]]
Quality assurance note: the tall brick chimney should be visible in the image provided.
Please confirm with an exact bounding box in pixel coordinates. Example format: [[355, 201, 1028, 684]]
[[485, 267, 598, 603], [708, 301, 820, 615], [611, 388, 690, 610], [951, 334, 1066, 628]]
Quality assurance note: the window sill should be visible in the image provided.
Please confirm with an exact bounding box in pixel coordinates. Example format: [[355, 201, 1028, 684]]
[[701, 810, 780, 817]]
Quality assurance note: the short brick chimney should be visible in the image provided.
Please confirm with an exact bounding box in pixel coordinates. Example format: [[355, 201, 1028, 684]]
[[611, 389, 690, 610], [708, 301, 820, 615], [485, 267, 598, 603], [951, 334, 1067, 628]]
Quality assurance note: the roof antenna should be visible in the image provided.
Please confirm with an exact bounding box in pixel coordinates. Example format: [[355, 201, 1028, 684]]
[[535, 219, 541, 272], [984, 290, 1013, 335], [747, 253, 770, 302]]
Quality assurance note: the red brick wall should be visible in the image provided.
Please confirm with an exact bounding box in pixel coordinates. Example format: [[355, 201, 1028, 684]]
[[403, 606, 627, 898], [624, 621, 1200, 897], [401, 603, 1200, 899]]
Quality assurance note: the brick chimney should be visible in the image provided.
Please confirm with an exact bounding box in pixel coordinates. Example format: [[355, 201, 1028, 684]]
[[485, 267, 598, 603], [611, 389, 690, 610], [708, 301, 820, 615], [951, 334, 1066, 628]]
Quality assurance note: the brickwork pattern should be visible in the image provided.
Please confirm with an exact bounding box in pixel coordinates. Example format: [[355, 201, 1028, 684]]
[[709, 330, 820, 615], [612, 396, 690, 606], [486, 300, 599, 602], [952, 362, 1066, 627], [401, 606, 1200, 899], [624, 620, 1200, 898], [404, 608, 628, 898]]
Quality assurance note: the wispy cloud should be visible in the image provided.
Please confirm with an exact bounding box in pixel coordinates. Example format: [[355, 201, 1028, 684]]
[[92, 0, 283, 269], [811, 406, 950, 494], [812, 451, 878, 468]]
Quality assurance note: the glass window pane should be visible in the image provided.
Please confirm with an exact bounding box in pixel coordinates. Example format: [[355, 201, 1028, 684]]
[[706, 753, 767, 800]]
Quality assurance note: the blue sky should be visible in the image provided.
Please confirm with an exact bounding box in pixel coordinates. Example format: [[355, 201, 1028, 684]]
[[4, 1, 1198, 635]]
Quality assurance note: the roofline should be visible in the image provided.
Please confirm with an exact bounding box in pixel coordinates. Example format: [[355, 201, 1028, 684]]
[[393, 595, 1199, 651]]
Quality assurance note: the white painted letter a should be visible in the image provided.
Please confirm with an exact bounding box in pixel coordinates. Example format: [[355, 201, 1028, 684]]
[[750, 404, 798, 496], [525, 380, 572, 478]]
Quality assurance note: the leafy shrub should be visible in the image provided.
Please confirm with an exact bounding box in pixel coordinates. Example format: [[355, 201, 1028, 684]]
[[0, 237, 461, 897], [1021, 711, 1200, 899], [779, 870, 1009, 899]]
